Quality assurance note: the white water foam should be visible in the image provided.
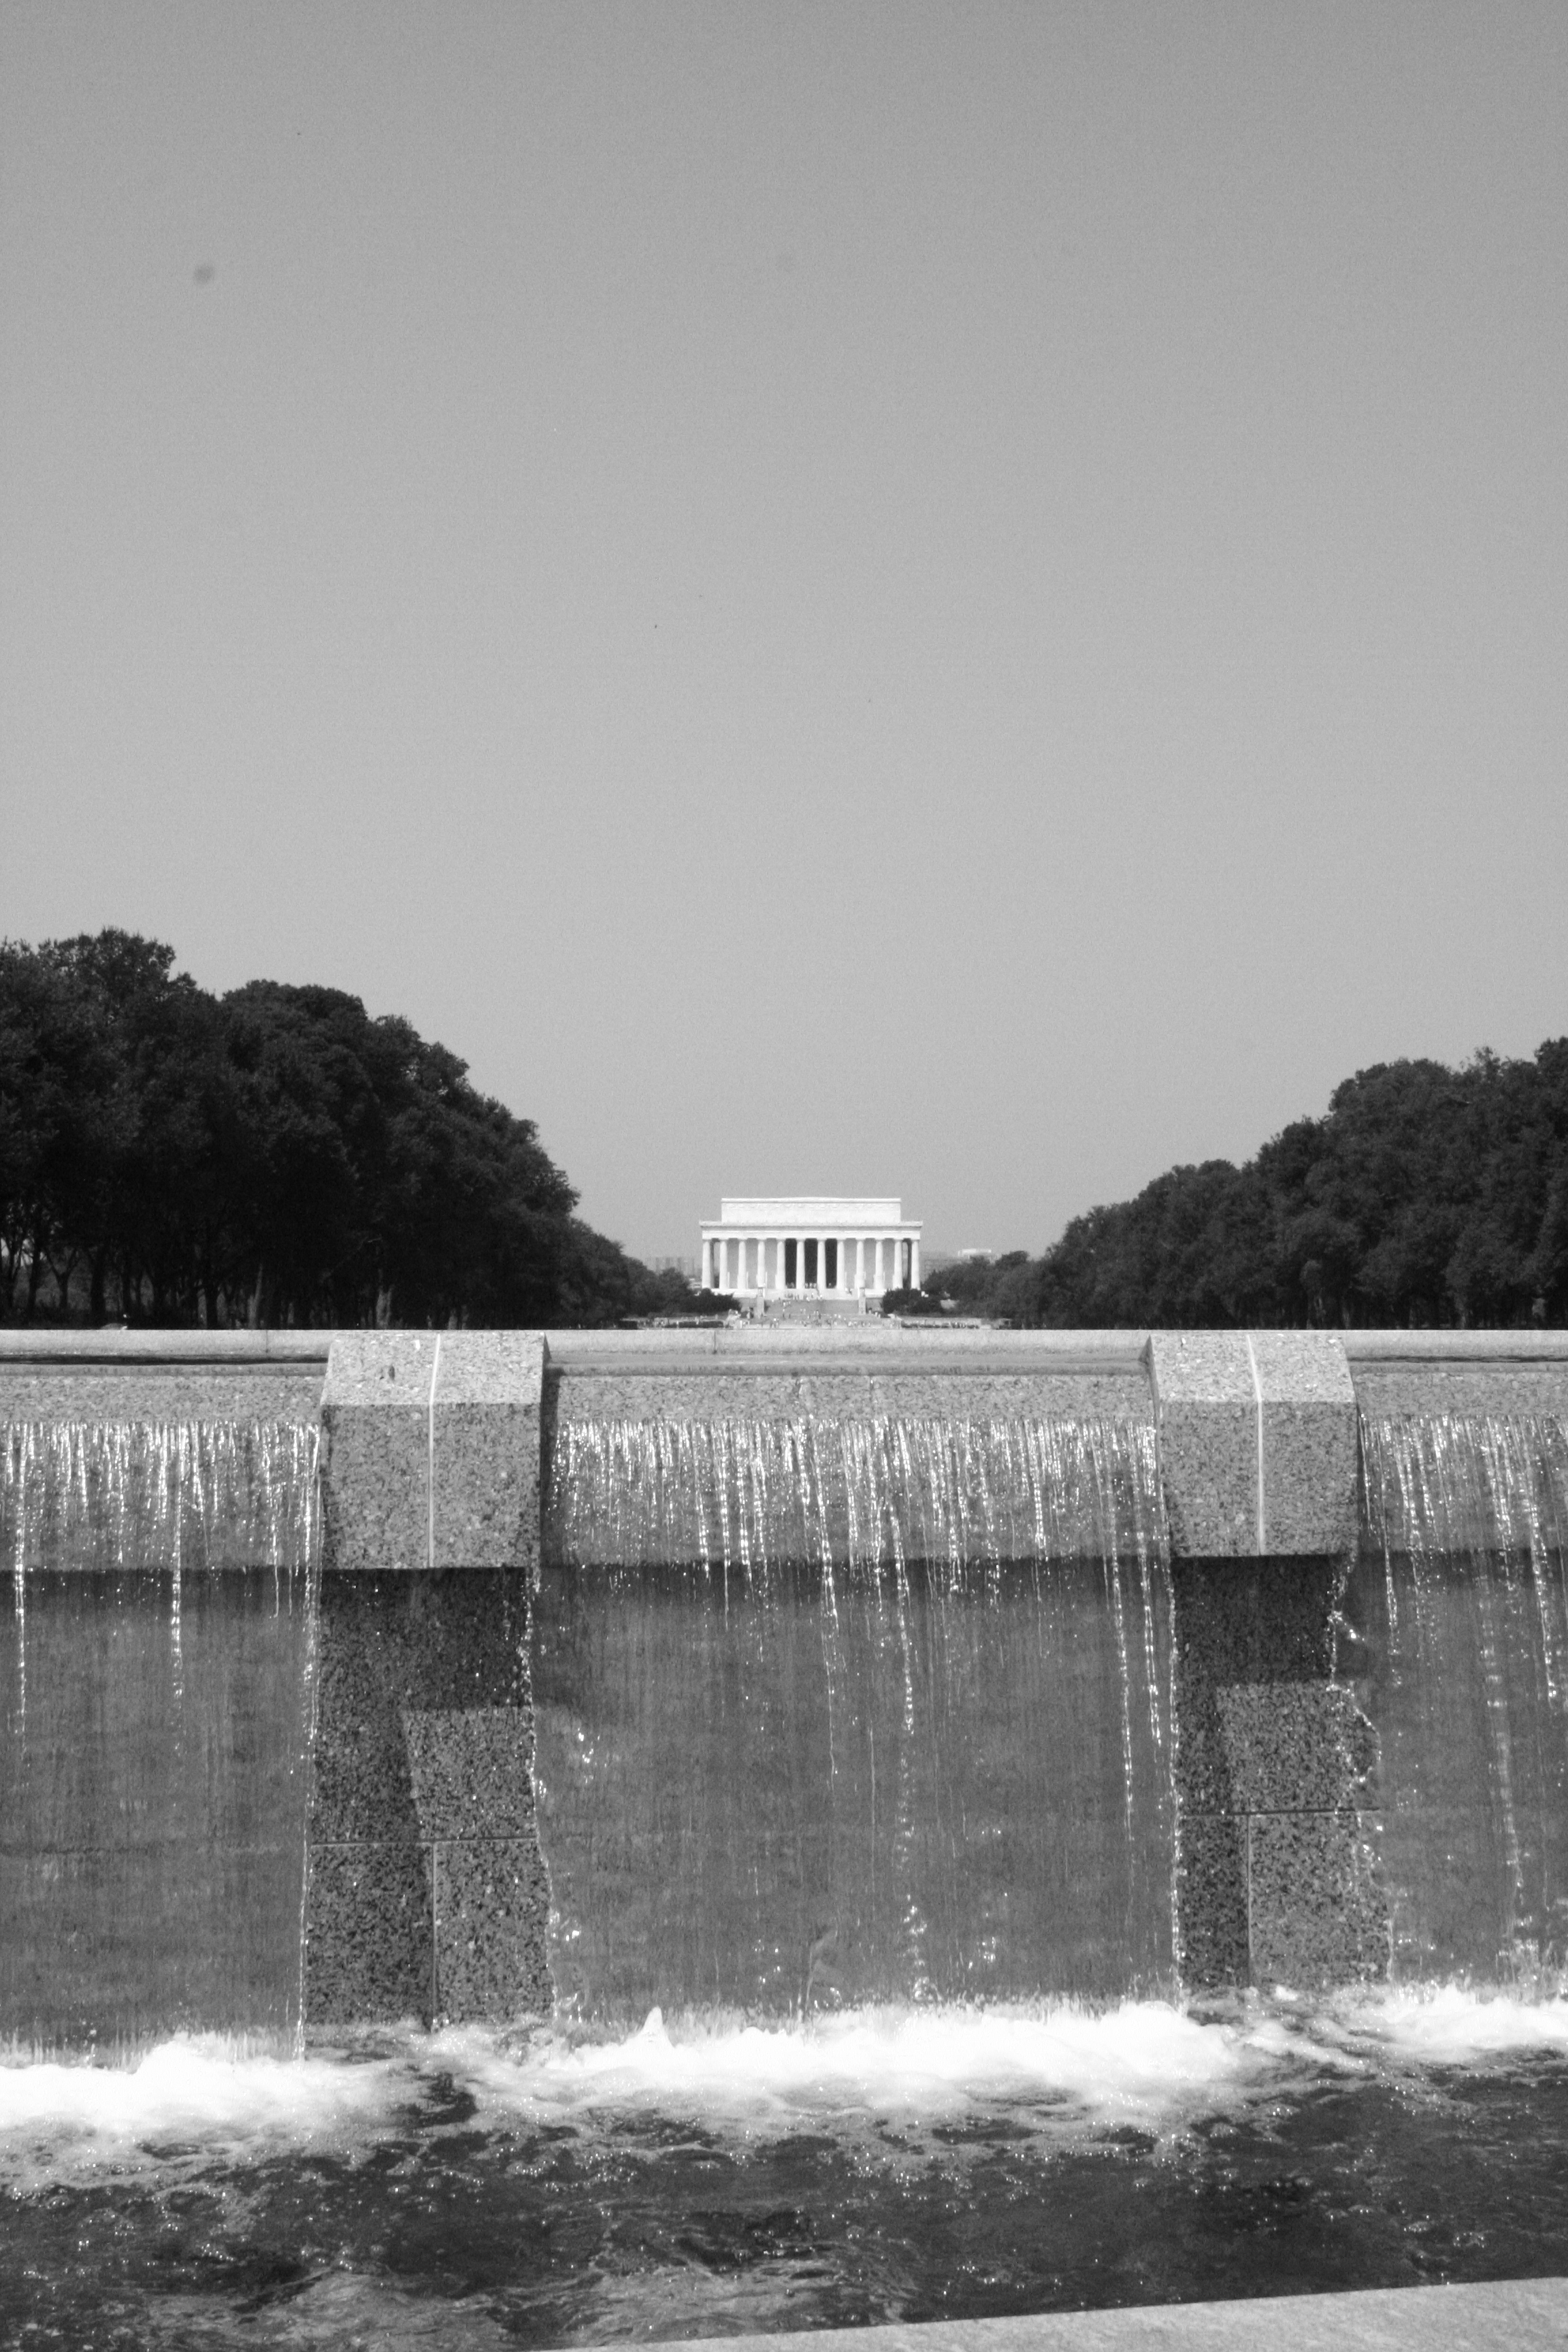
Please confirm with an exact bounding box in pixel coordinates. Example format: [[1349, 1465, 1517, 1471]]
[[3, 1989, 1567, 2191]]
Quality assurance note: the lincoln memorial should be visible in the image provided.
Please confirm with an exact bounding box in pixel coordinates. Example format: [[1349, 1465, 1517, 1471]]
[[699, 1197, 921, 1298]]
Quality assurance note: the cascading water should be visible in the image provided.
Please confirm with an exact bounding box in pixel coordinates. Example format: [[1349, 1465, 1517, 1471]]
[[1, 1421, 321, 2055], [537, 1415, 1174, 2022], [1352, 1413, 1568, 1987]]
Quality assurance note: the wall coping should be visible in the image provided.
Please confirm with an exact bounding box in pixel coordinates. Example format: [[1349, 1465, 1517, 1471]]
[[2, 1326, 1567, 1370]]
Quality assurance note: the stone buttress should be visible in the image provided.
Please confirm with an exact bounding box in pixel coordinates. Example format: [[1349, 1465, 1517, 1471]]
[[306, 1333, 551, 2025]]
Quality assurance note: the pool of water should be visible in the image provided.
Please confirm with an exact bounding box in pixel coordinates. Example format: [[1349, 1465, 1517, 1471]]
[[6, 1990, 1568, 2347]]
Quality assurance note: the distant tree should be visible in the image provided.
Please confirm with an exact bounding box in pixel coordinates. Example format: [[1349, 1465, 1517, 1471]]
[[0, 929, 682, 1330], [915, 1040, 1568, 1331]]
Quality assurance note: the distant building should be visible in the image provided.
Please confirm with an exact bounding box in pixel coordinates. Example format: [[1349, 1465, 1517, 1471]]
[[700, 1197, 921, 1298]]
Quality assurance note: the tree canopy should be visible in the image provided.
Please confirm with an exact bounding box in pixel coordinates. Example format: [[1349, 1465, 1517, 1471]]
[[0, 930, 696, 1328], [921, 1043, 1568, 1330]]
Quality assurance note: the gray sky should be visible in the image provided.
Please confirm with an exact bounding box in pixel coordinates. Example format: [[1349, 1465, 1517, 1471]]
[[3, 3, 1565, 1262]]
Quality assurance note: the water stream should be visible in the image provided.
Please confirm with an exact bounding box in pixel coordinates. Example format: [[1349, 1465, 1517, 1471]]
[[1, 1422, 321, 2055], [1350, 1412, 1568, 1986], [538, 1416, 1173, 2020]]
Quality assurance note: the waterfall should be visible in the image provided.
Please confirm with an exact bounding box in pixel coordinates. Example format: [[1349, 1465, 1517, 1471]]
[[1353, 1413, 1568, 1988], [1, 1420, 320, 1577], [2, 1422, 322, 2056], [545, 1412, 1162, 1577], [536, 1416, 1175, 2023]]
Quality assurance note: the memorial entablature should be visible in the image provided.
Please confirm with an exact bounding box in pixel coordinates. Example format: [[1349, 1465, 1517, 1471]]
[[698, 1196, 921, 1297]]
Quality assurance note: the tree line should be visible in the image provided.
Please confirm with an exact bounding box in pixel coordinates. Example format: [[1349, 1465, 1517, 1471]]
[[917, 1042, 1568, 1329], [0, 930, 698, 1328]]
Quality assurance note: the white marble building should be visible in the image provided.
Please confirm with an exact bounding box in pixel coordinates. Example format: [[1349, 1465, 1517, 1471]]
[[700, 1197, 921, 1298]]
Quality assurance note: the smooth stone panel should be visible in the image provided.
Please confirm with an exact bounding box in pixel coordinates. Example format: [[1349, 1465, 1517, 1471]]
[[1247, 1810, 1388, 1987], [321, 1334, 438, 1573], [1149, 1335, 1256, 1558], [433, 1835, 551, 2019], [1252, 1332, 1358, 1555], [0, 1844, 308, 2051], [432, 1333, 544, 1571]]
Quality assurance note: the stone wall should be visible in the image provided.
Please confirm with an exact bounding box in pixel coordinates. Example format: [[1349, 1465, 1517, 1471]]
[[4, 1325, 1567, 2036]]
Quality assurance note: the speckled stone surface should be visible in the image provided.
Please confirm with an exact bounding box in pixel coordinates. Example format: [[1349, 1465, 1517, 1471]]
[[403, 1706, 538, 1839], [304, 1840, 434, 2023], [1179, 1682, 1377, 1816], [309, 1570, 529, 1844], [1151, 1333, 1357, 1558], [1252, 1333, 1359, 1555], [1173, 1813, 1249, 1987], [322, 1333, 544, 1575], [1248, 1810, 1388, 1986], [1148, 1336, 1257, 1557], [304, 1568, 546, 2023], [432, 1334, 544, 1571], [0, 1366, 325, 1421], [433, 1835, 551, 2019], [1170, 1556, 1386, 1991], [321, 1334, 438, 1573]]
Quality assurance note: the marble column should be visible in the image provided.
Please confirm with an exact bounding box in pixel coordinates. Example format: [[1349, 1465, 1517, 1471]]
[[910, 1237, 920, 1290]]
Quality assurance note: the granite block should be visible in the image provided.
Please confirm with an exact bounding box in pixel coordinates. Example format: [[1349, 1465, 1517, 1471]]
[[431, 1333, 543, 1571], [1149, 1335, 1257, 1558], [309, 1570, 529, 1843], [321, 1334, 438, 1572], [304, 1840, 434, 2023], [433, 1836, 552, 2020], [0, 1367, 325, 1423], [1247, 1810, 1388, 1988], [1252, 1333, 1358, 1556], [1176, 1682, 1377, 1816], [1173, 1813, 1249, 1989], [1171, 1556, 1341, 1689], [1150, 1332, 1356, 1558], [402, 1705, 537, 1839]]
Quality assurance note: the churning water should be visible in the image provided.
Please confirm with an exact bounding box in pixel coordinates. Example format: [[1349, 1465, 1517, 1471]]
[[5, 1990, 1568, 2344]]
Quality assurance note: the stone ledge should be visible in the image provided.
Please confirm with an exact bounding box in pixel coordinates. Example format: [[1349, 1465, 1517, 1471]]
[[635, 2274, 1568, 2350], [1150, 1333, 1357, 1558], [321, 1333, 544, 1573]]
